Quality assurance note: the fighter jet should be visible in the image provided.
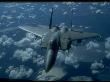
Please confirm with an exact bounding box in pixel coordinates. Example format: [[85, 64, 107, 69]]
[[18, 8, 101, 73]]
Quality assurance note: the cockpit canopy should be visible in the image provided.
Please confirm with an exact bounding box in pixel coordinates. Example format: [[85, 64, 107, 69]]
[[60, 26, 68, 33], [51, 26, 60, 32]]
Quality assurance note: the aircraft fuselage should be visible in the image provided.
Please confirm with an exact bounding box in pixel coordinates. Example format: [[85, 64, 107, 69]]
[[45, 31, 61, 72]]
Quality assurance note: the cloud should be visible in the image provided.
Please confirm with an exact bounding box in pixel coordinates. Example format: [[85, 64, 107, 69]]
[[106, 52, 110, 59], [100, 2, 108, 6], [57, 39, 102, 67], [13, 48, 37, 62], [62, 11, 68, 15], [32, 55, 44, 66], [105, 37, 110, 50], [14, 33, 41, 48], [74, 41, 105, 62], [2, 38, 14, 46], [58, 40, 104, 63], [95, 9, 101, 13], [53, 4, 59, 9], [13, 47, 44, 66], [5, 66, 14, 74], [57, 51, 79, 69], [57, 51, 66, 63], [14, 38, 32, 47], [69, 76, 93, 81], [39, 7, 47, 13], [28, 14, 36, 19], [95, 9, 103, 14], [86, 41, 100, 50], [105, 37, 110, 59], [62, 2, 73, 5], [36, 67, 66, 81], [5, 65, 33, 79], [89, 5, 96, 10], [0, 27, 18, 33], [64, 53, 79, 69], [0, 52, 6, 59], [0, 35, 14, 46], [90, 60, 104, 74], [1, 15, 13, 20], [30, 39, 42, 48], [59, 22, 66, 27]]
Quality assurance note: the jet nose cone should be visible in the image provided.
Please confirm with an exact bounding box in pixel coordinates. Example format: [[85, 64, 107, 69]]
[[45, 49, 58, 73], [45, 59, 53, 73]]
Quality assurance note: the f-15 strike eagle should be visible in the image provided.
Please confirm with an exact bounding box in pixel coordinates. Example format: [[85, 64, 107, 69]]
[[18, 8, 101, 73]]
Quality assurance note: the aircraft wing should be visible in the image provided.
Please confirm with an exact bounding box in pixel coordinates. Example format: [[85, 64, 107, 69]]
[[69, 31, 100, 40], [60, 30, 100, 50], [61, 30, 100, 41], [18, 25, 50, 37]]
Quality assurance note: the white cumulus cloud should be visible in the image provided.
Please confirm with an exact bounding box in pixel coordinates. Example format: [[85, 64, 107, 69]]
[[32, 55, 44, 66], [59, 22, 66, 27], [6, 65, 33, 79], [13, 47, 44, 66], [100, 2, 108, 6], [0, 35, 14, 46], [105, 37, 110, 50], [106, 52, 110, 59], [0, 52, 6, 59], [95, 9, 103, 14], [69, 76, 93, 81], [62, 2, 73, 5], [53, 4, 59, 9], [57, 51, 79, 69], [14, 38, 32, 47], [13, 48, 37, 62], [105, 37, 110, 59], [86, 41, 100, 50], [14, 33, 41, 48], [63, 11, 68, 15], [65, 53, 79, 69], [90, 60, 104, 74]]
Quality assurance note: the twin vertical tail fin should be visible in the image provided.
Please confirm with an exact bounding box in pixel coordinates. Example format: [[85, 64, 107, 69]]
[[49, 8, 73, 29], [70, 9, 73, 28], [49, 8, 54, 29]]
